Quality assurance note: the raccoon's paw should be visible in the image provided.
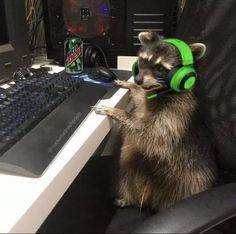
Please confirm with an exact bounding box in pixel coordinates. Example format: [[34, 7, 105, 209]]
[[114, 79, 127, 87], [93, 105, 111, 115], [114, 198, 131, 208], [113, 79, 134, 89]]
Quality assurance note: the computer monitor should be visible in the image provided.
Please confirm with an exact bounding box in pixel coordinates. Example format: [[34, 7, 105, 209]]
[[0, 0, 31, 84], [42, 0, 180, 68]]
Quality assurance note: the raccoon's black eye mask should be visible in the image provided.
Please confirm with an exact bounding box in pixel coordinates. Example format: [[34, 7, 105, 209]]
[[135, 59, 169, 79], [151, 64, 169, 79]]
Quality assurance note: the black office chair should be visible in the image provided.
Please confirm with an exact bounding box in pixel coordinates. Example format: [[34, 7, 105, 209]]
[[39, 1, 236, 233]]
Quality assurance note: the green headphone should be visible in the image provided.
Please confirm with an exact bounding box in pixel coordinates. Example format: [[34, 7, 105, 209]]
[[131, 38, 197, 92]]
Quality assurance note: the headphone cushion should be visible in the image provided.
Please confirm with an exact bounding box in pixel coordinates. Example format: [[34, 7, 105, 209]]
[[132, 61, 139, 77], [84, 46, 91, 67], [84, 46, 97, 67], [90, 48, 99, 65]]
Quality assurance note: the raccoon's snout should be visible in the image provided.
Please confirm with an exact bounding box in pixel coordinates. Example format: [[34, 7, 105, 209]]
[[135, 73, 165, 90], [134, 75, 143, 85]]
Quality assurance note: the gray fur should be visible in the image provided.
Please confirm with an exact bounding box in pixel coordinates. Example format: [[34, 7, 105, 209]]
[[95, 32, 217, 210]]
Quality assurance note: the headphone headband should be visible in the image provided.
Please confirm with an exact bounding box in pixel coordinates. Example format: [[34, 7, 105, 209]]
[[163, 38, 193, 66]]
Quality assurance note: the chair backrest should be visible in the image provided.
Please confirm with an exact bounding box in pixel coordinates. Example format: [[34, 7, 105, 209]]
[[176, 0, 236, 172]]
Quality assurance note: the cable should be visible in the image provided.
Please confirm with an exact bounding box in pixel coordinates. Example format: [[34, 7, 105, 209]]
[[25, 0, 45, 53]]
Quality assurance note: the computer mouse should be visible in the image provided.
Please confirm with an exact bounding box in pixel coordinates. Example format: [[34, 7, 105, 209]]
[[91, 66, 117, 83]]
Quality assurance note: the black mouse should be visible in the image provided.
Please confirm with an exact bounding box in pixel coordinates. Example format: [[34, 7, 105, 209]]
[[90, 66, 117, 83]]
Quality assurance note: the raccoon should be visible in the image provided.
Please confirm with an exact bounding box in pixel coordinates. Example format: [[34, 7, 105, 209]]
[[95, 32, 218, 210]]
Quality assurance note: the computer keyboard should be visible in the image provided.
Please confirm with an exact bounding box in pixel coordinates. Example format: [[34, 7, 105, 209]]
[[0, 69, 107, 177]]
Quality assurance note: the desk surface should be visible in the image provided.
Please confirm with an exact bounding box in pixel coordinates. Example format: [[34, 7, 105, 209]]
[[0, 66, 130, 233]]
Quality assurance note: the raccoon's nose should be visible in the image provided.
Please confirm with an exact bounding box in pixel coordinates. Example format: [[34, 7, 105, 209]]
[[134, 76, 143, 85]]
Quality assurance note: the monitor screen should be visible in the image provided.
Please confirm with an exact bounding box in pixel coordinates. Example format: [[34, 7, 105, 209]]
[[0, 0, 31, 84]]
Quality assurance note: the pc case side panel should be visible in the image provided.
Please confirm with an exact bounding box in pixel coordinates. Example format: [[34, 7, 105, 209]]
[[42, 0, 179, 68]]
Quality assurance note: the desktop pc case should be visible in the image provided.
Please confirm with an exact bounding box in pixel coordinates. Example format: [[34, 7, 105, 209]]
[[42, 0, 180, 67]]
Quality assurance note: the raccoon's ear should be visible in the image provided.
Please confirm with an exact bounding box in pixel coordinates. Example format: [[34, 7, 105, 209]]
[[189, 43, 207, 61], [138, 31, 161, 45]]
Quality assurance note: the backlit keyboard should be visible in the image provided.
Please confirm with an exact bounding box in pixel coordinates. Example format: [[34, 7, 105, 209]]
[[0, 69, 107, 177]]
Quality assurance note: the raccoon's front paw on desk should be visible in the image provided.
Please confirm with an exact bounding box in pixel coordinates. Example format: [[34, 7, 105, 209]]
[[93, 105, 111, 115], [114, 79, 134, 89], [93, 105, 129, 123]]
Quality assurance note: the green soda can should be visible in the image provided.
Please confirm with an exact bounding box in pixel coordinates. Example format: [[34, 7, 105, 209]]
[[64, 37, 83, 74]]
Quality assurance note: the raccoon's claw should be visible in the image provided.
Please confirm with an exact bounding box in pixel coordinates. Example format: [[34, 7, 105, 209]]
[[113, 79, 126, 87], [114, 198, 131, 208], [93, 105, 110, 115]]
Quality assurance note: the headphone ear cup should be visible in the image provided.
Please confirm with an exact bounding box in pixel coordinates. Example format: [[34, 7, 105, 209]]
[[132, 61, 139, 77], [84, 46, 100, 67], [168, 66, 197, 92]]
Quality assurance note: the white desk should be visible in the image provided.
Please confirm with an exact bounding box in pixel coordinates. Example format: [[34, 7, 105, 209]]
[[0, 66, 130, 233]]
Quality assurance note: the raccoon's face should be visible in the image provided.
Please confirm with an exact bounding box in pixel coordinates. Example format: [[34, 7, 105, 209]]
[[134, 32, 206, 91]]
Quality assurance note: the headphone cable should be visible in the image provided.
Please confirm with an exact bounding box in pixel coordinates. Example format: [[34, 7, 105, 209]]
[[147, 88, 172, 100]]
